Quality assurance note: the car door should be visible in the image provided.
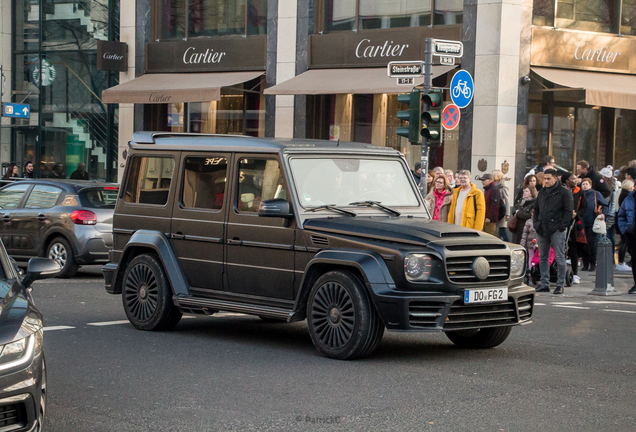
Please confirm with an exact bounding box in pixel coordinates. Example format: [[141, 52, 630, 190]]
[[170, 153, 229, 297], [0, 183, 32, 256], [19, 184, 64, 257], [225, 155, 296, 300]]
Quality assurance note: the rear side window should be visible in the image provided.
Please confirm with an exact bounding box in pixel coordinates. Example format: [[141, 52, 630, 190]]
[[0, 184, 30, 209], [182, 156, 228, 210], [124, 156, 175, 205], [79, 188, 119, 208], [25, 185, 63, 209]]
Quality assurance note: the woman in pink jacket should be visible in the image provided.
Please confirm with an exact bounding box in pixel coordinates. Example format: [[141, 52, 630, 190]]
[[424, 175, 453, 222]]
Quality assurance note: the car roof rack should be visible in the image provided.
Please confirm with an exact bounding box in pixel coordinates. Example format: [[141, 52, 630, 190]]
[[132, 131, 246, 144]]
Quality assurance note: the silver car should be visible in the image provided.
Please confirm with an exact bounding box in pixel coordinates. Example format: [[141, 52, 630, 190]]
[[0, 179, 117, 277]]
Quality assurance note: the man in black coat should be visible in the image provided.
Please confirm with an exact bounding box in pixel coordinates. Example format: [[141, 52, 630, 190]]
[[576, 160, 610, 199], [533, 169, 574, 294]]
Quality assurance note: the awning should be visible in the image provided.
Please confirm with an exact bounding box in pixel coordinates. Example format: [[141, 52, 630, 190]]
[[532, 67, 636, 110], [264, 66, 456, 95], [102, 71, 264, 104]]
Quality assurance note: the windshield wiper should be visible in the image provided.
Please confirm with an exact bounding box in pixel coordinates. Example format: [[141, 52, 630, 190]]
[[348, 201, 401, 217], [306, 205, 357, 217]]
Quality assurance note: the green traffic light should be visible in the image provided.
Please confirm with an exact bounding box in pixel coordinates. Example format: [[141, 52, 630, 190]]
[[420, 89, 443, 146], [396, 90, 422, 144]]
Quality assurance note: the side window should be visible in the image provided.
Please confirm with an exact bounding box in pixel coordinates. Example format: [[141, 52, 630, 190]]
[[0, 184, 30, 209], [182, 156, 228, 210], [237, 158, 288, 213], [25, 185, 63, 209], [124, 156, 175, 205]]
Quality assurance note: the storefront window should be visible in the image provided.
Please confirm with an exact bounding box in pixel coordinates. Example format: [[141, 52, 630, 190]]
[[575, 108, 600, 167], [14, 0, 40, 53], [526, 101, 550, 172], [615, 109, 636, 167], [324, 0, 356, 31], [163, 0, 187, 39], [621, 0, 636, 34], [434, 0, 463, 25], [533, 0, 556, 25], [555, 0, 619, 33], [552, 107, 576, 171]]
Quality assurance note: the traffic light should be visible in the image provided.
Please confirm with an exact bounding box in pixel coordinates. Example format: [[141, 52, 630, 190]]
[[396, 90, 421, 144], [421, 89, 443, 146]]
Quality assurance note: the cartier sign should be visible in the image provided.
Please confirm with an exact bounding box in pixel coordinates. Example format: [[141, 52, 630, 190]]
[[97, 41, 128, 72], [310, 26, 462, 68], [146, 36, 266, 73], [531, 27, 636, 74]]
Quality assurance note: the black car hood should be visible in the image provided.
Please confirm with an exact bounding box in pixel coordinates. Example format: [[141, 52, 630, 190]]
[[0, 280, 40, 346], [303, 216, 489, 246]]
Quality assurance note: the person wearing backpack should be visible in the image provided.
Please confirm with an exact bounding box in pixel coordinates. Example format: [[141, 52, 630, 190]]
[[617, 187, 636, 294]]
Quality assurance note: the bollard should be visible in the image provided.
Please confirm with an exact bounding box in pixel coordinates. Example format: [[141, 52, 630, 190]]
[[589, 235, 621, 296]]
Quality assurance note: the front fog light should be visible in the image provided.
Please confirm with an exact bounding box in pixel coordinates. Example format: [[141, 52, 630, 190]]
[[404, 254, 434, 282], [511, 249, 526, 277]]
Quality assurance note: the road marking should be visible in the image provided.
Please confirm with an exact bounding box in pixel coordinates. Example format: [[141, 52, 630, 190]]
[[604, 309, 636, 314], [43, 326, 75, 332], [552, 305, 590, 310], [586, 301, 636, 306], [87, 320, 130, 326], [535, 303, 547, 306], [552, 302, 583, 305]]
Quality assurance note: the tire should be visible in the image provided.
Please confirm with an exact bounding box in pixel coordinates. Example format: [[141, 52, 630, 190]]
[[258, 316, 286, 323], [46, 237, 78, 278], [122, 254, 182, 331], [36, 355, 46, 432], [565, 269, 573, 287], [307, 270, 384, 360], [445, 326, 513, 349]]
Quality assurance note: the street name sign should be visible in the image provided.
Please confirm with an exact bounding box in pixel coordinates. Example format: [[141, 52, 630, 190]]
[[450, 69, 474, 108], [442, 104, 461, 130], [432, 39, 463, 58], [2, 103, 30, 119], [440, 56, 455, 66], [387, 61, 423, 78], [396, 77, 414, 85]]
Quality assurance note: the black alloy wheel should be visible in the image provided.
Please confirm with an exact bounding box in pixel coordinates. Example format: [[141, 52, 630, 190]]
[[445, 326, 512, 349], [307, 270, 384, 360], [122, 254, 182, 331]]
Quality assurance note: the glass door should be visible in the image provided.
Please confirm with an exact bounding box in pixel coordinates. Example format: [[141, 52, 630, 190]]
[[552, 106, 575, 172]]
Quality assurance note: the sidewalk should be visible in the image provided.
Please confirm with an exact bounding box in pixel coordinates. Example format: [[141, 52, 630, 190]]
[[534, 268, 636, 302]]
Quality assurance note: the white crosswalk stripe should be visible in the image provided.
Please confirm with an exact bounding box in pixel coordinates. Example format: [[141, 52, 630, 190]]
[[43, 326, 75, 332]]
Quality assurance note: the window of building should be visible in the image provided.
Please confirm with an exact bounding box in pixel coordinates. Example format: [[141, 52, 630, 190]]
[[160, 0, 267, 39], [236, 158, 287, 213], [534, 0, 622, 33], [615, 109, 636, 167], [124, 157, 175, 205], [0, 184, 31, 209], [25, 185, 63, 209], [182, 156, 228, 210]]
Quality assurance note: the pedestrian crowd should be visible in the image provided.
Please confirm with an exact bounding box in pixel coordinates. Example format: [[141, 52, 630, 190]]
[[416, 156, 636, 295]]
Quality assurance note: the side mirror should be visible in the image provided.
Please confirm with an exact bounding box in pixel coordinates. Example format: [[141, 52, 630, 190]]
[[22, 258, 61, 288], [258, 199, 294, 218]]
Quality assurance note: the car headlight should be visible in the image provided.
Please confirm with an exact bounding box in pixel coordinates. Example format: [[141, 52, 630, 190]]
[[0, 331, 40, 372], [511, 249, 526, 277], [404, 253, 434, 282]]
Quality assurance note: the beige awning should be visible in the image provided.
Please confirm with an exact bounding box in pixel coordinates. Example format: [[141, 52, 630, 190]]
[[102, 71, 264, 104], [264, 66, 456, 95], [532, 67, 636, 110]]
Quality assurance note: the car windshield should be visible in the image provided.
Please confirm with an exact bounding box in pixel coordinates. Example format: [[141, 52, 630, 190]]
[[79, 188, 119, 208], [290, 157, 420, 208]]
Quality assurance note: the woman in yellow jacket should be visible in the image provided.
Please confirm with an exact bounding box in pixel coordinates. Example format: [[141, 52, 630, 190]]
[[447, 170, 487, 230]]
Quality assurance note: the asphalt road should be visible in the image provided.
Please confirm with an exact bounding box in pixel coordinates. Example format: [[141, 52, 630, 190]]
[[34, 267, 636, 432]]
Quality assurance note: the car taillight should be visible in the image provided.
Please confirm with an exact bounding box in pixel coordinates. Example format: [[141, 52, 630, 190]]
[[104, 187, 118, 190], [71, 210, 97, 225]]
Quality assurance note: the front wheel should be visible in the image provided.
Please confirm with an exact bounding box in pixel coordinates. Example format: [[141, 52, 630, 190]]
[[445, 326, 512, 349], [307, 270, 384, 360], [122, 254, 182, 331]]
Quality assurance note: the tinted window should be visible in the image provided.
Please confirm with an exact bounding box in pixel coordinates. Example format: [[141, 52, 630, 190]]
[[0, 184, 30, 209], [182, 156, 228, 210], [79, 188, 119, 208], [25, 185, 63, 209], [237, 158, 287, 213], [125, 157, 175, 205]]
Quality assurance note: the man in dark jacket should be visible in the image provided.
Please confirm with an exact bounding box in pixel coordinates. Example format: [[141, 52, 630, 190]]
[[481, 173, 501, 236], [576, 160, 610, 199], [618, 190, 636, 294], [533, 169, 574, 294]]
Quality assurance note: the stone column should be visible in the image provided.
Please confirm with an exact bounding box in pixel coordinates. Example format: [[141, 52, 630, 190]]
[[471, 0, 522, 191], [275, 0, 298, 138], [515, 0, 533, 187]]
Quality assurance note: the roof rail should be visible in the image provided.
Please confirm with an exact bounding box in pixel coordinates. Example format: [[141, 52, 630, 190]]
[[132, 131, 246, 144]]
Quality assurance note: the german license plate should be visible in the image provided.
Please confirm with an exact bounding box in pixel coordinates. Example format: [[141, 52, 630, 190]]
[[464, 287, 508, 304]]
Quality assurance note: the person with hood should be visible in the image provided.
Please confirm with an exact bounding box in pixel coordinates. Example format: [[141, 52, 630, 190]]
[[617, 187, 636, 294], [448, 170, 486, 230], [580, 177, 608, 272], [533, 168, 573, 294], [424, 175, 453, 222], [576, 160, 611, 199], [412, 162, 422, 186], [481, 173, 501, 236], [562, 172, 587, 284], [511, 185, 537, 244]]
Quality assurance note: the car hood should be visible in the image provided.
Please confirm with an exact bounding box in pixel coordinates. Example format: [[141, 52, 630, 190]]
[[0, 280, 41, 346], [303, 216, 491, 246]]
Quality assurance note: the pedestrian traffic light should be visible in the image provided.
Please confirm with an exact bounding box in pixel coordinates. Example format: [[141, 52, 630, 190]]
[[421, 89, 443, 147], [396, 90, 422, 144]]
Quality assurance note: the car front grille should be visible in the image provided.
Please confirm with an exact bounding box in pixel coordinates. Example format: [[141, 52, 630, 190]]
[[0, 402, 26, 428], [445, 255, 510, 283], [517, 294, 534, 321], [408, 301, 446, 328], [443, 298, 518, 330]]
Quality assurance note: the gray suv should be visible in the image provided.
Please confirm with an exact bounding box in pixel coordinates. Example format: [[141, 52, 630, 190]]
[[0, 180, 118, 277]]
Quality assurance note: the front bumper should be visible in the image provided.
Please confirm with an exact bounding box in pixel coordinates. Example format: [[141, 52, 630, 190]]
[[102, 262, 118, 294], [0, 350, 45, 432], [369, 283, 535, 331]]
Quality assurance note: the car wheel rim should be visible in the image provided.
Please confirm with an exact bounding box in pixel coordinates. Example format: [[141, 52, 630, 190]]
[[310, 282, 355, 350], [48, 243, 67, 268], [124, 263, 159, 322]]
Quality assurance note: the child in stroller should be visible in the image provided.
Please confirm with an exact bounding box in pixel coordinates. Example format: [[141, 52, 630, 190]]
[[528, 220, 576, 288]]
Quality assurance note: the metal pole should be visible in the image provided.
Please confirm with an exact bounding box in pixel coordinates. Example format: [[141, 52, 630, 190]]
[[589, 234, 621, 296], [420, 38, 433, 198]]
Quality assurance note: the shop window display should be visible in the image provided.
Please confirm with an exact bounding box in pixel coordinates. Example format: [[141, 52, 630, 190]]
[[534, 0, 622, 33]]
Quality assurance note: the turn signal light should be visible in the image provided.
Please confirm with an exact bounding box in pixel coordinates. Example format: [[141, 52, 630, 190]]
[[71, 210, 97, 225]]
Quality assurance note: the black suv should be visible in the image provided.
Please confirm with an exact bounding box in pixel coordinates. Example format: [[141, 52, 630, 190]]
[[103, 132, 534, 359]]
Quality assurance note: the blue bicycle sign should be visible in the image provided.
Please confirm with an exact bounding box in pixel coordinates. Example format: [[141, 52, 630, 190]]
[[450, 70, 474, 108]]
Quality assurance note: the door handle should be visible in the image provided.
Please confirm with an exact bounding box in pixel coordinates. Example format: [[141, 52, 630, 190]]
[[1, 215, 11, 222], [36, 214, 47, 221], [171, 232, 185, 240], [227, 239, 242, 245]]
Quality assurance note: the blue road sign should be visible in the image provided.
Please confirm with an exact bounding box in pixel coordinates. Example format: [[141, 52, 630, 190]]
[[450, 70, 474, 109], [2, 103, 30, 119]]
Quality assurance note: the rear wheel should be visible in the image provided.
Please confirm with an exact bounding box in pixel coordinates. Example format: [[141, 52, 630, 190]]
[[307, 270, 384, 360], [445, 326, 512, 349], [122, 254, 182, 331], [47, 237, 78, 278], [565, 269, 573, 287]]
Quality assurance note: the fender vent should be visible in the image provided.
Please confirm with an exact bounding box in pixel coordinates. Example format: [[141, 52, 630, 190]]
[[310, 235, 329, 246]]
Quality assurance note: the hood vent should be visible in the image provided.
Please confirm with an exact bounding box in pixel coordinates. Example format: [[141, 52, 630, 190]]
[[446, 244, 506, 251], [310, 235, 329, 246], [441, 232, 480, 238]]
